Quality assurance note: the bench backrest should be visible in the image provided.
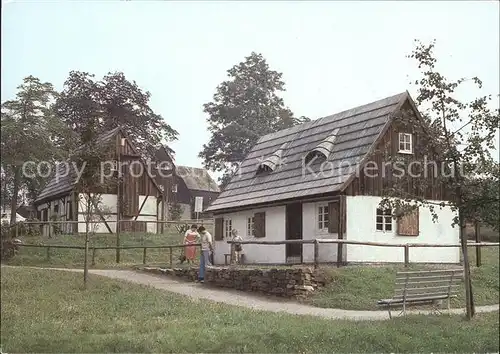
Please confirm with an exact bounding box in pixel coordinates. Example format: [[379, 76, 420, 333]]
[[392, 268, 464, 300]]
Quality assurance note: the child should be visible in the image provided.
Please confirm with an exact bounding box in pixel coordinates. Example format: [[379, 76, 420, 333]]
[[231, 229, 243, 264]]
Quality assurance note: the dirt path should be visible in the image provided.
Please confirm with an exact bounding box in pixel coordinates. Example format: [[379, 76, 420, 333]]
[[4, 266, 499, 321]]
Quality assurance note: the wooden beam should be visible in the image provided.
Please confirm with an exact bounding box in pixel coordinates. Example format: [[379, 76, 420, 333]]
[[72, 192, 78, 235], [337, 195, 346, 267], [134, 195, 149, 221], [89, 197, 113, 234]]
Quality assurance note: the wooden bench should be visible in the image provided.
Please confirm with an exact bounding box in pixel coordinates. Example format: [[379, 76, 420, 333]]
[[378, 268, 463, 318], [224, 253, 245, 265]]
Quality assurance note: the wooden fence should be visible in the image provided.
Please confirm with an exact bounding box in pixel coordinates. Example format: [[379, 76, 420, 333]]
[[9, 219, 212, 263], [227, 239, 499, 268]]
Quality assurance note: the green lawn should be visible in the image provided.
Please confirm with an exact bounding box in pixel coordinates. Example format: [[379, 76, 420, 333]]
[[1, 267, 498, 353], [5, 227, 207, 268], [308, 246, 499, 310]]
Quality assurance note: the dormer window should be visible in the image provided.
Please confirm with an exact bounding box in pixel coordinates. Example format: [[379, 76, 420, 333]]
[[255, 144, 287, 176], [305, 150, 327, 164], [256, 163, 273, 175], [398, 133, 413, 154]]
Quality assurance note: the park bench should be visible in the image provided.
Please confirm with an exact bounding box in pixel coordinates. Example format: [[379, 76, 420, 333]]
[[377, 268, 464, 318]]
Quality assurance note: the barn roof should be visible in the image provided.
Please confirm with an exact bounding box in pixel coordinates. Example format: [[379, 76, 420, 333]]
[[34, 127, 163, 204], [176, 166, 220, 193], [206, 91, 412, 212]]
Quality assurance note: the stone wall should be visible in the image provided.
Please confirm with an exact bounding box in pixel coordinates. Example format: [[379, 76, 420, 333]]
[[138, 266, 199, 281], [137, 265, 326, 298]]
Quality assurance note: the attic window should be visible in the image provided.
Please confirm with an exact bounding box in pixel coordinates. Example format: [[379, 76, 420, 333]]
[[256, 163, 273, 175], [398, 133, 413, 154], [305, 150, 327, 164], [305, 128, 340, 164], [255, 143, 287, 176]]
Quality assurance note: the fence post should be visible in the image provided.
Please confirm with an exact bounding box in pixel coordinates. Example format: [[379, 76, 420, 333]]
[[92, 247, 96, 266], [46, 247, 51, 261], [116, 220, 121, 264], [143, 248, 147, 264], [169, 247, 173, 268], [15, 223, 19, 238], [404, 245, 409, 267], [314, 239, 319, 269]]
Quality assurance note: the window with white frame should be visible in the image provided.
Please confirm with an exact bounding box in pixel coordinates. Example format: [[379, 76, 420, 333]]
[[247, 216, 255, 237], [376, 208, 392, 232], [398, 133, 413, 154], [224, 219, 232, 238], [317, 204, 329, 230]]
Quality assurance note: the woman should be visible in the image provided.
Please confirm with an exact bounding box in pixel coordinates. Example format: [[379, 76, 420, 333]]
[[183, 224, 199, 264]]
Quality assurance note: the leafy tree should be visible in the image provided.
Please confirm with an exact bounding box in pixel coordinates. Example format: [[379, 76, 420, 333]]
[[199, 52, 309, 187], [168, 201, 184, 221], [54, 71, 178, 158], [71, 113, 116, 288], [0, 76, 62, 224], [379, 40, 500, 320]]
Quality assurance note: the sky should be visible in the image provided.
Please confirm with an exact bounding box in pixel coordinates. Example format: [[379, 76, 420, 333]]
[[2, 0, 499, 182]]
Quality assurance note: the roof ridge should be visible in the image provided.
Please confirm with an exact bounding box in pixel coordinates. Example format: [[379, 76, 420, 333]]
[[255, 91, 407, 144]]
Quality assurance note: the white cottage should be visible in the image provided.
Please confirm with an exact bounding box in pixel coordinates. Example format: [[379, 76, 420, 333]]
[[205, 92, 460, 265], [34, 127, 166, 235]]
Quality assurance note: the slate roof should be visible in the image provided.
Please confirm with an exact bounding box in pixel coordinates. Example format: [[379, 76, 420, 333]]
[[206, 91, 411, 212], [176, 166, 220, 193], [34, 127, 122, 204]]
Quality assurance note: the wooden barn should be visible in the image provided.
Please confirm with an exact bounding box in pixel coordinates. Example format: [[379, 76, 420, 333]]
[[34, 127, 166, 235], [154, 147, 220, 220], [206, 92, 460, 265]]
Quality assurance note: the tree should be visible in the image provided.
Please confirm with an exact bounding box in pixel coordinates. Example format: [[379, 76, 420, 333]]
[[379, 40, 500, 320], [71, 115, 116, 288], [54, 71, 178, 158], [199, 52, 309, 187], [1, 76, 62, 224], [168, 201, 184, 221]]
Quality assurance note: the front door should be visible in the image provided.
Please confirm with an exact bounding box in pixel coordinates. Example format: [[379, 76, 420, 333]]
[[286, 203, 303, 263]]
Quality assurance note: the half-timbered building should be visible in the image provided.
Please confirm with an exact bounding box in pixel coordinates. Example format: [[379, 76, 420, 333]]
[[34, 127, 166, 235], [154, 147, 220, 220]]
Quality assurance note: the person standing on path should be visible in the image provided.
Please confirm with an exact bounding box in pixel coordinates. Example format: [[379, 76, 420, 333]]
[[197, 225, 213, 283], [183, 224, 199, 264]]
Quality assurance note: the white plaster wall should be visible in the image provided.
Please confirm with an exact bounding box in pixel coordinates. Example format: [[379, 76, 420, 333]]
[[302, 201, 346, 263], [135, 196, 158, 233], [345, 196, 460, 263], [213, 206, 286, 265], [77, 194, 161, 233]]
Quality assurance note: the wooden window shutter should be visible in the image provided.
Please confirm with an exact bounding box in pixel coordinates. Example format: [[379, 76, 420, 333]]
[[328, 202, 339, 234], [254, 212, 266, 238], [397, 207, 419, 236], [214, 217, 224, 241]]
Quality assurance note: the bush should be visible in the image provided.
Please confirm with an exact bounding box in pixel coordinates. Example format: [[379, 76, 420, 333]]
[[1, 221, 22, 260]]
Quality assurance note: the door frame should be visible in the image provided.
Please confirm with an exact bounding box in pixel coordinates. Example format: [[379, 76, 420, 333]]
[[285, 202, 303, 263]]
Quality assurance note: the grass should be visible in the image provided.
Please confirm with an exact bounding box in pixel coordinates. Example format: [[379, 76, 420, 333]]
[[1, 267, 499, 353], [5, 227, 206, 268], [308, 246, 499, 310]]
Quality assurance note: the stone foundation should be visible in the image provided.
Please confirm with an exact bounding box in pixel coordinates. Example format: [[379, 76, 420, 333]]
[[137, 265, 326, 298]]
